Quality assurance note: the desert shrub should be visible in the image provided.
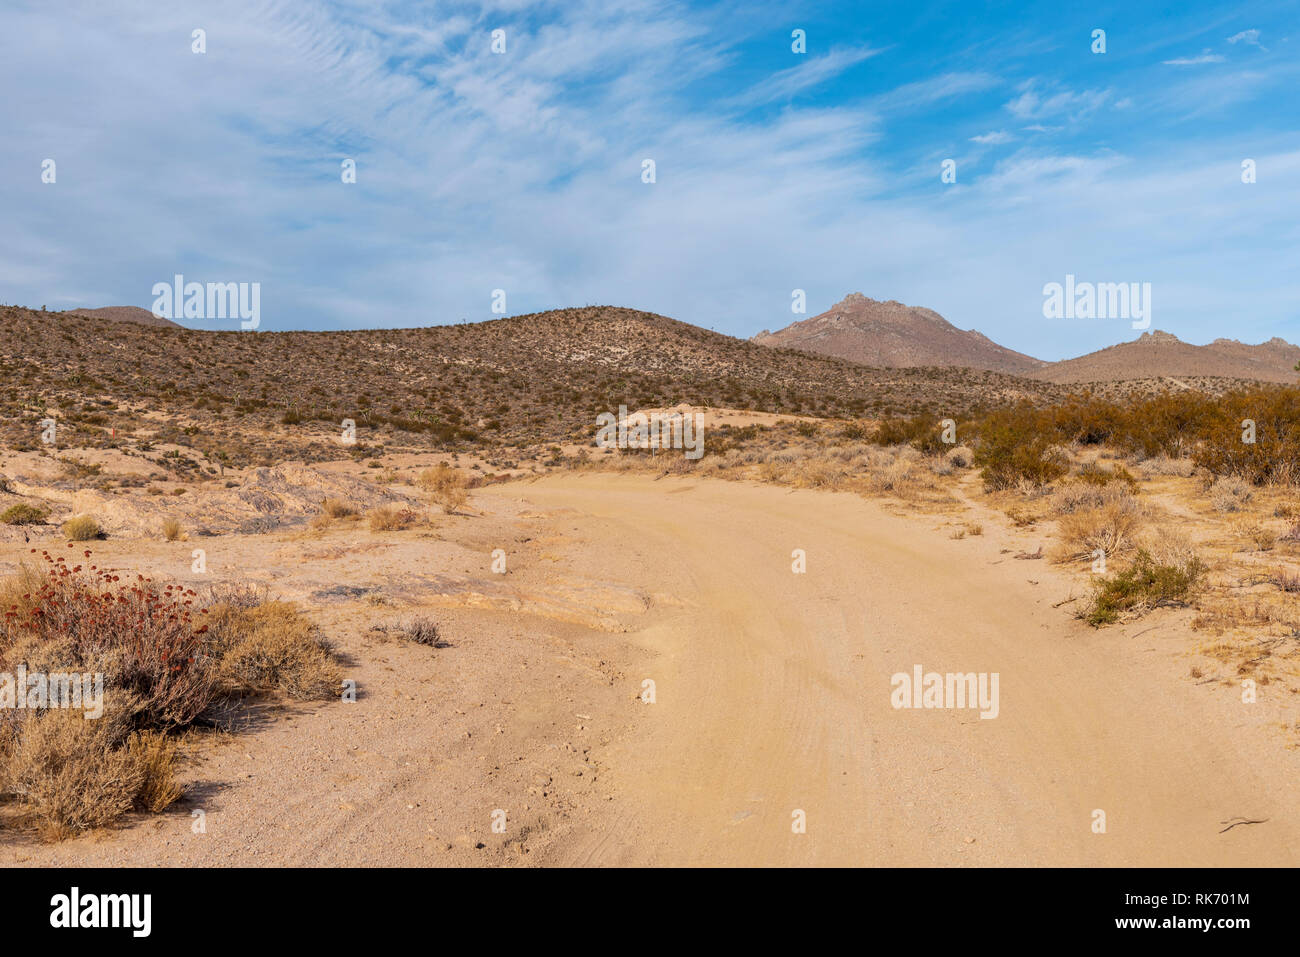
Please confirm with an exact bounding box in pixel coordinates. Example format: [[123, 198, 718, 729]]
[[1006, 505, 1039, 527], [60, 515, 102, 541], [1083, 549, 1205, 626], [1189, 389, 1300, 485], [1267, 568, 1300, 593], [205, 601, 339, 699], [1134, 454, 1196, 478], [861, 447, 932, 496], [1209, 476, 1254, 513], [0, 552, 335, 835], [400, 616, 446, 647], [1053, 491, 1146, 563], [1, 551, 214, 729], [417, 464, 468, 514], [945, 445, 973, 468], [1137, 526, 1199, 570], [1074, 462, 1138, 489], [1236, 521, 1276, 551], [0, 703, 156, 837], [320, 497, 356, 519], [839, 422, 869, 441], [974, 408, 1069, 491], [204, 581, 268, 610], [2, 503, 48, 525], [872, 415, 955, 455], [366, 504, 422, 531], [1049, 480, 1136, 516], [162, 518, 183, 541], [127, 730, 184, 813]]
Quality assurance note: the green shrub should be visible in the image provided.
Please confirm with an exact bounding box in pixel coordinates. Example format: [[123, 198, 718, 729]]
[[1084, 550, 1204, 626], [2, 503, 48, 525], [974, 407, 1069, 490]]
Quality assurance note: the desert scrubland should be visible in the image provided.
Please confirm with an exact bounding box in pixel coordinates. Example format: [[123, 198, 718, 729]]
[[1, 307, 1298, 865]]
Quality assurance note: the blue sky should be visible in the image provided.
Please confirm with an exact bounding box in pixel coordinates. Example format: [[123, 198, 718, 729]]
[[1, 0, 1297, 359]]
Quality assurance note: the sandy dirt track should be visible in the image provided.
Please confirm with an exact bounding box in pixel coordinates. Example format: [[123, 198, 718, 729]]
[[4, 472, 1296, 866], [487, 474, 1299, 866]]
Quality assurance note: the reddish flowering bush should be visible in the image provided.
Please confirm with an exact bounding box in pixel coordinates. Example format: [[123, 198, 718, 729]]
[[1, 545, 215, 729], [0, 548, 338, 836]]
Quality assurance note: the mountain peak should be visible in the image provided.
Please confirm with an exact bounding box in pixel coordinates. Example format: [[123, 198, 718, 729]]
[[1137, 330, 1182, 344], [752, 292, 1045, 375]]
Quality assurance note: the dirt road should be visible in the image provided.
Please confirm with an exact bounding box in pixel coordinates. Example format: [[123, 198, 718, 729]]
[[6, 471, 1295, 867], [487, 474, 1300, 866]]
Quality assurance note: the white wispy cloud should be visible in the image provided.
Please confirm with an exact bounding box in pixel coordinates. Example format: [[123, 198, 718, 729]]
[[734, 45, 885, 106], [1004, 80, 1110, 121], [1162, 50, 1226, 65], [0, 0, 1295, 360], [1227, 29, 1265, 49], [872, 71, 1001, 111]]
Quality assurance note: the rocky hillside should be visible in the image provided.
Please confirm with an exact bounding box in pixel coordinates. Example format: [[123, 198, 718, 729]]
[[752, 293, 1047, 376]]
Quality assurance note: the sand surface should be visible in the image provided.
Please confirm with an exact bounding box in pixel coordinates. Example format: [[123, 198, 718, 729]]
[[4, 473, 1296, 866]]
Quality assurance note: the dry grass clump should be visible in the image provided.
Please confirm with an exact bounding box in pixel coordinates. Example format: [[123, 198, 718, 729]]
[[311, 497, 360, 531], [1210, 475, 1255, 513], [945, 445, 974, 468], [320, 497, 356, 519], [0, 550, 337, 837], [1005, 506, 1039, 527], [60, 515, 102, 541], [161, 517, 184, 541], [366, 504, 424, 531], [861, 447, 935, 497], [1049, 480, 1134, 516], [1074, 461, 1139, 489], [398, 616, 447, 648], [0, 704, 180, 839], [417, 465, 469, 514], [791, 460, 849, 489], [1236, 521, 1277, 552], [1135, 454, 1196, 478], [1051, 489, 1146, 563], [204, 601, 340, 699], [1265, 567, 1300, 593], [1137, 525, 1200, 570]]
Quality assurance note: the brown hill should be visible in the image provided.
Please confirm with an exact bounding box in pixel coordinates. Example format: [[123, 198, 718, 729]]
[[751, 293, 1047, 375], [0, 304, 1064, 469], [64, 305, 182, 329], [1040, 330, 1300, 385]]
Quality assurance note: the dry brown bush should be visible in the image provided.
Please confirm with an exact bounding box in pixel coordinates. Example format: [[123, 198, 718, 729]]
[[366, 504, 422, 531], [1210, 476, 1254, 513], [417, 465, 469, 514], [0, 699, 171, 838], [320, 497, 356, 518], [206, 601, 340, 699], [60, 515, 102, 541], [1052, 493, 1146, 563], [0, 555, 335, 836]]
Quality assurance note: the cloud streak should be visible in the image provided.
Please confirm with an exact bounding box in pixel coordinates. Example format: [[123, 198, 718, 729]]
[[0, 0, 1296, 362]]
